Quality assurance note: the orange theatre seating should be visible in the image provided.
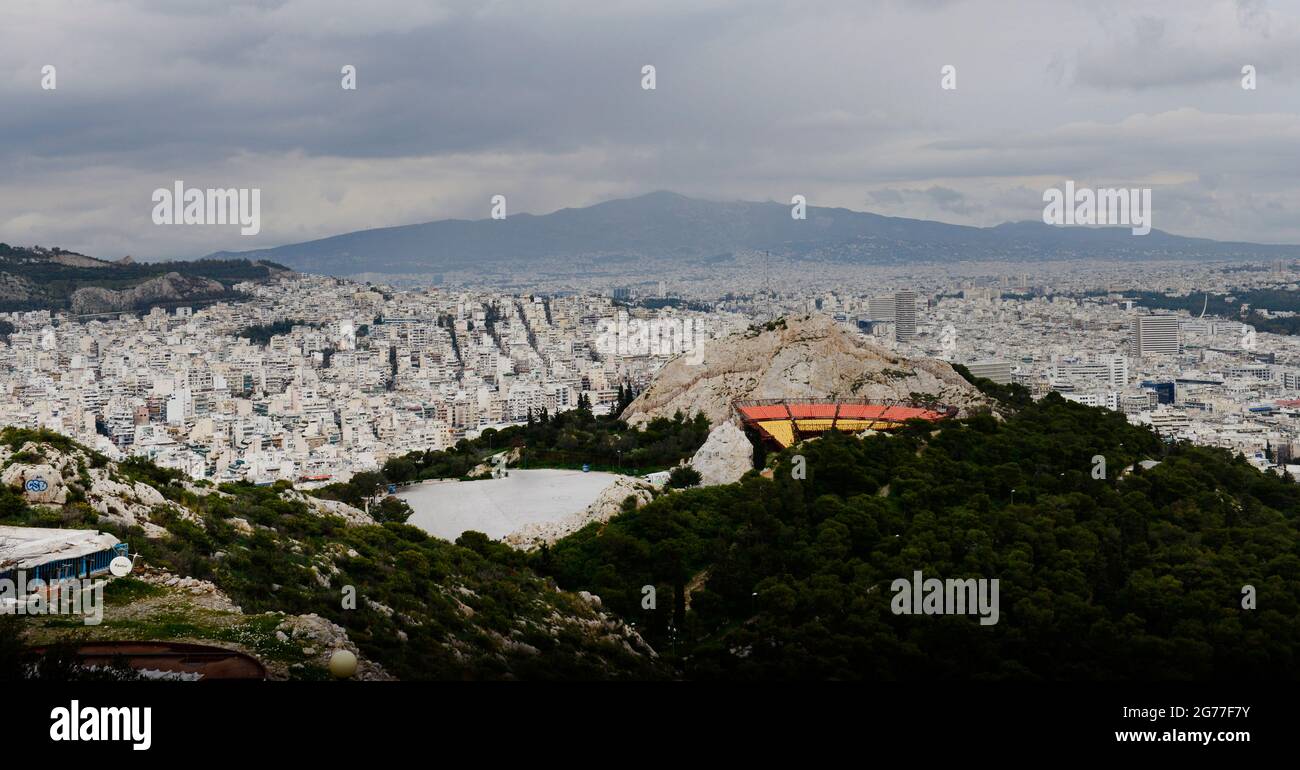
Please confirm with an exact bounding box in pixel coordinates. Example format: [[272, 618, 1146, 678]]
[[734, 398, 956, 449]]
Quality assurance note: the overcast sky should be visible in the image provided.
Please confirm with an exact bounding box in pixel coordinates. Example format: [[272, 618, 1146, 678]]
[[3, 0, 1300, 260]]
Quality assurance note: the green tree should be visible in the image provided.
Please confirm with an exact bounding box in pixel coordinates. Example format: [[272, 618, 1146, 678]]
[[668, 466, 702, 489]]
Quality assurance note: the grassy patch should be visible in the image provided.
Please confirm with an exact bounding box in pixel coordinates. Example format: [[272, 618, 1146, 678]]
[[103, 576, 167, 606]]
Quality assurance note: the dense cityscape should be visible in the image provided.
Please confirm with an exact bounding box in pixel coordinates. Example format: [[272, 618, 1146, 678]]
[[5, 258, 1300, 485]]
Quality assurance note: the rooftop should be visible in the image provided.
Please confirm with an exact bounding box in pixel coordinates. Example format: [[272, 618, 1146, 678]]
[[0, 526, 122, 571]]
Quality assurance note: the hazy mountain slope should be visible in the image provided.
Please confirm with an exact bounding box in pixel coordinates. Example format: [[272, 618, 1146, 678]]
[[208, 191, 1300, 276]]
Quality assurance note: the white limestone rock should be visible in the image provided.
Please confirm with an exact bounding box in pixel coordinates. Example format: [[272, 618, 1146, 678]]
[[2, 463, 67, 505], [689, 420, 754, 486], [85, 467, 188, 530], [280, 489, 373, 526]]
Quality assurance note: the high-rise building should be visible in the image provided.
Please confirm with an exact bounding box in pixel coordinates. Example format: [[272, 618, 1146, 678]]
[[1131, 315, 1181, 357], [1104, 354, 1129, 387], [1049, 355, 1128, 387], [964, 359, 1012, 384], [868, 295, 896, 321], [894, 291, 917, 342]]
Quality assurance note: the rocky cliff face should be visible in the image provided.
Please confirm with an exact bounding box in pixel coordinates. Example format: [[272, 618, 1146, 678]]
[[69, 272, 227, 314], [623, 314, 986, 428]]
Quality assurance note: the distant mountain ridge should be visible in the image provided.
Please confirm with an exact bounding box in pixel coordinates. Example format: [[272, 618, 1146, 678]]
[[0, 243, 290, 314], [207, 191, 1300, 276]]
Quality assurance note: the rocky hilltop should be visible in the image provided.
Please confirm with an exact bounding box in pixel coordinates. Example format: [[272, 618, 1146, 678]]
[[69, 272, 228, 315], [623, 314, 986, 428], [0, 242, 289, 313]]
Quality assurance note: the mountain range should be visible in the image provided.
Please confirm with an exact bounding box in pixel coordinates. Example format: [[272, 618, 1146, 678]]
[[208, 191, 1300, 276]]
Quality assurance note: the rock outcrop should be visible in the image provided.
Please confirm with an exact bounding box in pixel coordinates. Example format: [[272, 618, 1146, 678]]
[[135, 567, 244, 613], [128, 567, 393, 680], [689, 421, 754, 486], [69, 272, 227, 315], [276, 612, 395, 681], [279, 489, 373, 526], [0, 438, 369, 537], [2, 463, 67, 505], [0, 441, 183, 532], [86, 467, 185, 535], [469, 446, 523, 478], [623, 314, 985, 427]]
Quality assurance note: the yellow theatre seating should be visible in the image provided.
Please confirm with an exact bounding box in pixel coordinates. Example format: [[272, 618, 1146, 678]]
[[830, 419, 877, 431], [756, 419, 795, 448]]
